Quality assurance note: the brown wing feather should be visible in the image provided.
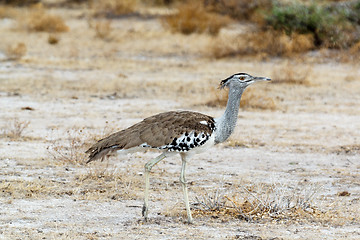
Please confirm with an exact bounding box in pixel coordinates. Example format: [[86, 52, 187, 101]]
[[85, 111, 215, 163]]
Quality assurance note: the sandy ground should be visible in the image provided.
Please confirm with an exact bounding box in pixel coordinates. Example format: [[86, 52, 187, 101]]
[[0, 5, 360, 240]]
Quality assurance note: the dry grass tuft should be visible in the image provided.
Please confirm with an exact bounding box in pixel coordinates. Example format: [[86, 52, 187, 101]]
[[92, 0, 137, 17], [48, 34, 60, 45], [162, 1, 231, 35], [47, 123, 119, 165], [193, 182, 325, 222], [1, 118, 30, 139], [5, 42, 27, 60], [272, 62, 312, 85], [241, 88, 276, 110], [211, 31, 314, 58], [27, 7, 69, 32], [94, 20, 113, 40]]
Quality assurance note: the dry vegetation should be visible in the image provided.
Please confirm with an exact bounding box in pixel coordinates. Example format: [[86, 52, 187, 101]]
[[271, 61, 312, 85], [94, 20, 113, 40], [0, 0, 359, 239], [4, 42, 27, 60], [91, 0, 137, 17], [0, 118, 30, 140], [162, 0, 231, 35], [47, 34, 59, 44], [26, 5, 69, 32], [193, 182, 325, 223], [205, 87, 275, 110], [47, 129, 88, 165], [210, 31, 315, 58]]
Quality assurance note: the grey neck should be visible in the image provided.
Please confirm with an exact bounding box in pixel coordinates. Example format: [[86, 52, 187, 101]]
[[214, 86, 245, 144]]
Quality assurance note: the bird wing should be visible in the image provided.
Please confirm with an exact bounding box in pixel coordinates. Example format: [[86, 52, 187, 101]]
[[86, 111, 215, 162]]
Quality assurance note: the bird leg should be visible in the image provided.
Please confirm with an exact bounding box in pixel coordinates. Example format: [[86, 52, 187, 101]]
[[180, 153, 193, 224], [142, 153, 166, 221]]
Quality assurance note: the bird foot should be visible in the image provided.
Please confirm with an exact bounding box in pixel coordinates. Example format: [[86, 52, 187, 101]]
[[142, 204, 148, 220]]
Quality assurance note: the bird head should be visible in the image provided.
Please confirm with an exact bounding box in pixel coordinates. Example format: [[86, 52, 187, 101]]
[[219, 73, 271, 89]]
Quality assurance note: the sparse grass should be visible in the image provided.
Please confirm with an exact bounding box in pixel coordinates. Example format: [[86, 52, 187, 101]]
[[47, 129, 88, 165], [162, 0, 231, 35], [193, 187, 226, 211], [47, 123, 119, 165], [193, 182, 325, 223], [1, 118, 30, 139], [0, 178, 57, 199], [75, 162, 143, 200], [26, 7, 69, 32], [272, 62, 312, 85], [0, 162, 143, 200], [5, 42, 27, 60], [225, 138, 265, 148]]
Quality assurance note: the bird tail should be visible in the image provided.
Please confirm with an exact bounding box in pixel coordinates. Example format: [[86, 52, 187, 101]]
[[85, 146, 114, 164], [85, 134, 122, 163], [85, 128, 134, 163]]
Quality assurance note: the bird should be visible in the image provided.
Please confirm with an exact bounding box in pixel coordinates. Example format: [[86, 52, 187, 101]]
[[85, 73, 271, 223]]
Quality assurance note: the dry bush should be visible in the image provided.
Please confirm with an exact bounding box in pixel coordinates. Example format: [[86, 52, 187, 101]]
[[5, 42, 27, 60], [241, 88, 276, 110], [0, 0, 40, 6], [27, 8, 69, 32], [47, 129, 88, 165], [48, 123, 119, 165], [162, 1, 231, 35], [1, 118, 30, 139], [272, 62, 312, 85], [205, 87, 275, 110], [204, 0, 272, 21], [193, 182, 324, 222], [211, 31, 314, 58], [350, 41, 360, 54], [346, 41, 360, 62], [92, 0, 137, 17], [94, 20, 113, 40]]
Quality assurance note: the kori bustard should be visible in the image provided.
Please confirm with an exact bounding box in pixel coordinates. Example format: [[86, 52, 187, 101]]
[[86, 73, 271, 223]]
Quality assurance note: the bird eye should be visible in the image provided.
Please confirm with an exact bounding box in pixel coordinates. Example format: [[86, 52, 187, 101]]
[[239, 76, 245, 80]]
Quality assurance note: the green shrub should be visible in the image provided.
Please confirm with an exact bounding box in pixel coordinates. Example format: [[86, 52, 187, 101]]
[[266, 1, 360, 49], [265, 2, 336, 46]]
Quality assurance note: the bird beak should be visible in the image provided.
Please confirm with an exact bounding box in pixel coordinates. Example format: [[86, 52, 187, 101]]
[[253, 76, 271, 82]]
